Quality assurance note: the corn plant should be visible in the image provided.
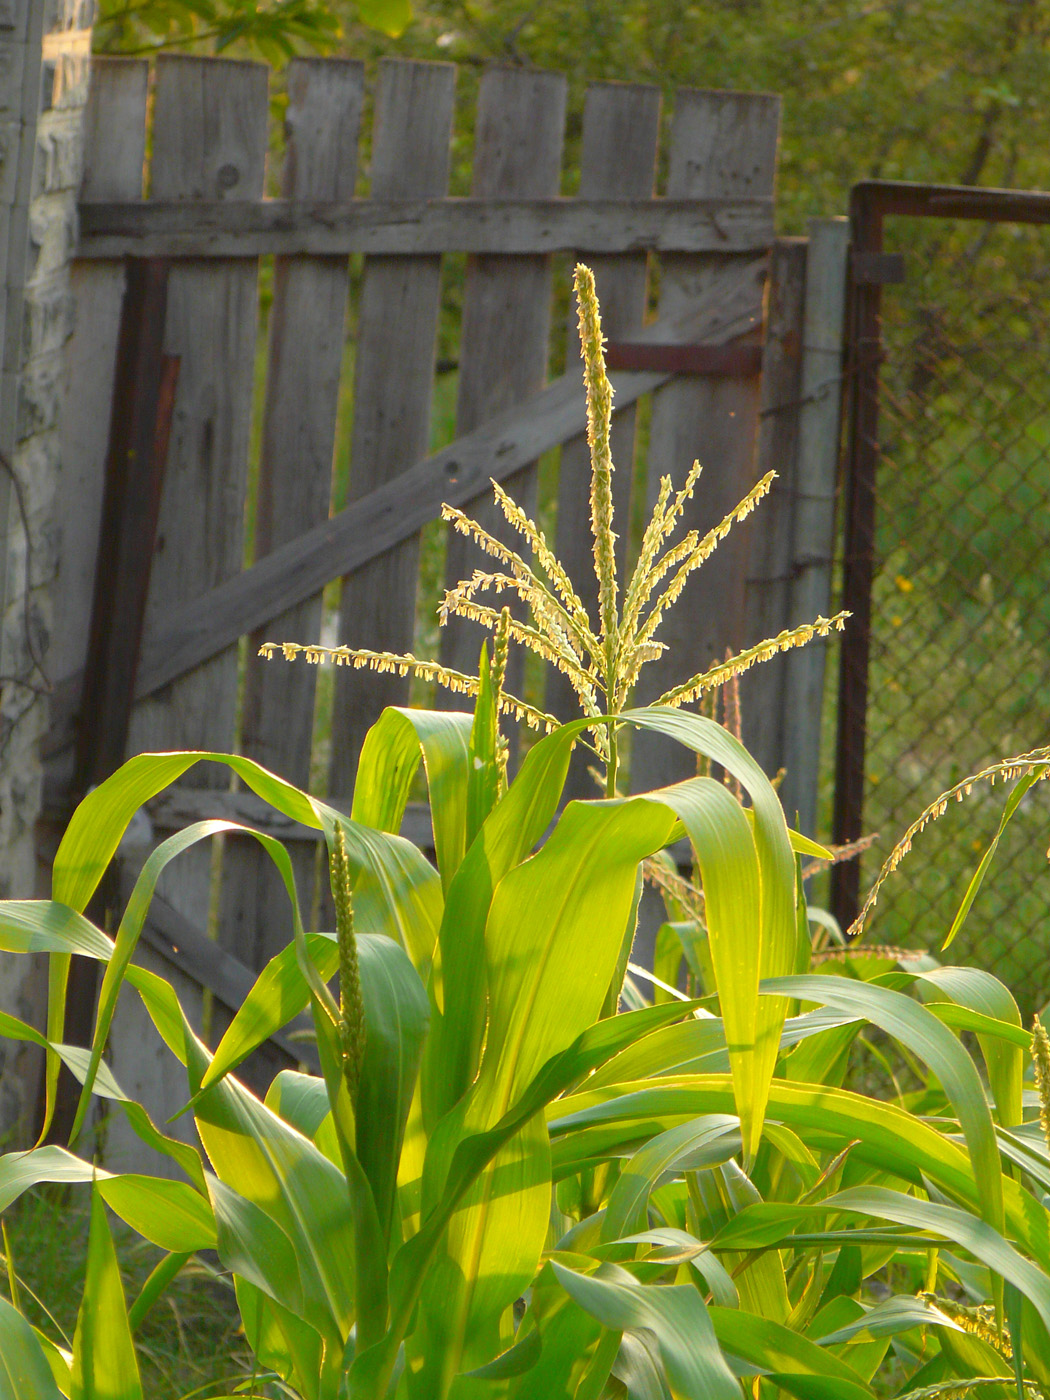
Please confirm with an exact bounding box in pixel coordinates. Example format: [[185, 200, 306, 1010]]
[[1, 267, 1050, 1399]]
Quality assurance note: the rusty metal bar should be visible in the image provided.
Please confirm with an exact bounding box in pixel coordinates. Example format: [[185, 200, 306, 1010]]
[[604, 341, 764, 376], [830, 187, 887, 932]]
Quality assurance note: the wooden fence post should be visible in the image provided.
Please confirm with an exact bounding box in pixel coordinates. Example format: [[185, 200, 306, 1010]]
[[741, 237, 808, 780], [440, 64, 567, 717], [330, 58, 455, 794], [780, 215, 850, 838], [223, 57, 364, 987], [630, 89, 780, 795]]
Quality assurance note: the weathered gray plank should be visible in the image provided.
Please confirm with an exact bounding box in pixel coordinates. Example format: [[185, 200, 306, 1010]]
[[44, 274, 765, 761], [548, 81, 660, 799], [47, 58, 149, 808], [329, 57, 455, 795], [137, 886, 314, 1069], [781, 216, 850, 837], [740, 237, 807, 780], [630, 89, 780, 796], [441, 64, 567, 707], [222, 58, 363, 971], [114, 54, 269, 1167], [75, 195, 773, 258], [144, 785, 434, 852]]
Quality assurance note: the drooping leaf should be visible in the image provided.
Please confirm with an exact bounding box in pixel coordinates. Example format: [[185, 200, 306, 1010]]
[[551, 1260, 740, 1400], [762, 975, 1004, 1239], [353, 707, 473, 889], [624, 708, 799, 1163]]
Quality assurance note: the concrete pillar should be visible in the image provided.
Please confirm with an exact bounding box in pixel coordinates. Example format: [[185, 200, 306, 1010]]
[[0, 0, 93, 1135]]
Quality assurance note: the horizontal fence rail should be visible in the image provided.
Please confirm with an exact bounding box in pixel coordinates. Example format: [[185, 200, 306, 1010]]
[[77, 195, 775, 258]]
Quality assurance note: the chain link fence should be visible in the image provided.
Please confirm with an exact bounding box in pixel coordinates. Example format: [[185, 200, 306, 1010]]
[[845, 213, 1050, 1019]]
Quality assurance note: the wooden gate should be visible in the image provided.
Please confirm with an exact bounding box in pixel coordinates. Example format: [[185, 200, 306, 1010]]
[[40, 53, 846, 1170]]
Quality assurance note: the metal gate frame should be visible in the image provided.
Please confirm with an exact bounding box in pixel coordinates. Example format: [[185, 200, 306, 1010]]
[[831, 179, 1050, 931]]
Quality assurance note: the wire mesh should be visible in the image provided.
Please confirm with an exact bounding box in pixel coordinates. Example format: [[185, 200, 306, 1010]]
[[852, 215, 1050, 1019]]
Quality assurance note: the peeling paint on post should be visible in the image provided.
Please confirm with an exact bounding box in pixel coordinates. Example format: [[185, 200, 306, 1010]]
[[0, 0, 93, 1138]]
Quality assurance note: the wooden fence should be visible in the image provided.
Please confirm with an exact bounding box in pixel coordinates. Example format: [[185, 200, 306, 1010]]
[[39, 52, 848, 1171]]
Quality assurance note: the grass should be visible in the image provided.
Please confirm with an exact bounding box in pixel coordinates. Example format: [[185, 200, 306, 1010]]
[[4, 1191, 258, 1399]]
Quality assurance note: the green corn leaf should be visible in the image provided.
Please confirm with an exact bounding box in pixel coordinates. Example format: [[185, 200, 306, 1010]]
[[353, 707, 473, 889], [0, 1000, 203, 1184], [0, 1296, 64, 1400], [595, 1227, 739, 1307], [200, 933, 338, 1092], [96, 1175, 216, 1253], [234, 1275, 326, 1400], [71, 1183, 143, 1400], [353, 934, 430, 1242], [127, 1252, 192, 1333], [624, 708, 799, 1164], [914, 966, 1024, 1127], [413, 795, 679, 1386], [265, 1070, 330, 1139], [422, 720, 581, 1128], [207, 1174, 306, 1321], [43, 749, 440, 1142], [587, 1015, 730, 1088], [463, 1326, 543, 1379], [709, 1307, 874, 1396], [0, 1146, 215, 1253], [547, 1077, 982, 1234], [654, 778, 766, 1160], [353, 985, 697, 1395], [125, 962, 357, 1357], [609, 1330, 668, 1400], [0, 901, 112, 960], [71, 818, 240, 1141], [601, 1116, 741, 1241], [943, 772, 1041, 951], [812, 1293, 966, 1344], [550, 1259, 740, 1400], [504, 1280, 604, 1400], [30, 1327, 72, 1397], [786, 829, 834, 861], [762, 975, 1004, 1240], [715, 1186, 1050, 1338], [689, 1160, 791, 1324]]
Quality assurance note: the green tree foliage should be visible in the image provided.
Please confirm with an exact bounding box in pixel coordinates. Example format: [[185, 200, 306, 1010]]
[[352, 0, 1050, 229], [93, 0, 408, 61], [95, 1, 1050, 228]]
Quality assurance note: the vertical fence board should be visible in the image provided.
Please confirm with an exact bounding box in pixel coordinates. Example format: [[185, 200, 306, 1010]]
[[109, 55, 269, 1170], [781, 216, 849, 837], [548, 81, 660, 799], [49, 59, 148, 802], [740, 237, 807, 781], [631, 89, 779, 795], [441, 65, 567, 707], [329, 58, 455, 794], [223, 58, 364, 977]]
